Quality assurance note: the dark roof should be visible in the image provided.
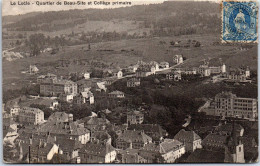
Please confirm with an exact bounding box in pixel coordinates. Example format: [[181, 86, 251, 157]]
[[215, 123, 244, 136], [117, 130, 152, 144], [39, 121, 90, 136], [174, 129, 201, 142], [186, 149, 225, 163], [55, 137, 83, 153], [79, 143, 115, 157], [128, 124, 167, 140]]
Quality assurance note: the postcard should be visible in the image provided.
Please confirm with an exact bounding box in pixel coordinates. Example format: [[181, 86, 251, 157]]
[[2, 0, 258, 164]]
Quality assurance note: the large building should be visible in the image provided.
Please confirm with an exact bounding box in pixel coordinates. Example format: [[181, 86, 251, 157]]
[[174, 129, 202, 152], [40, 78, 77, 97], [139, 139, 185, 163], [127, 111, 144, 125], [116, 130, 152, 150], [127, 78, 141, 87], [214, 92, 257, 119], [18, 107, 44, 125], [79, 143, 116, 163]]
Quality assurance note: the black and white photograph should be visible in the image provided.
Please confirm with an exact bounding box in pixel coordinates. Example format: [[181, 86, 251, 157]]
[[2, 0, 258, 164]]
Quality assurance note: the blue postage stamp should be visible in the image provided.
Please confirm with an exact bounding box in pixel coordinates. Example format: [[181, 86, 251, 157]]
[[222, 1, 258, 43]]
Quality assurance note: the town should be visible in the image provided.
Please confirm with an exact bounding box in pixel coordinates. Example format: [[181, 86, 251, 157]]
[[2, 1, 258, 164], [3, 52, 258, 163]]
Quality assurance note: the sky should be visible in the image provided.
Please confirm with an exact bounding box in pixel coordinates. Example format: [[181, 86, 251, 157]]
[[2, 0, 220, 16]]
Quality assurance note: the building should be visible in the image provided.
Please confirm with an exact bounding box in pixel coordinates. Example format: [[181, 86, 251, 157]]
[[83, 72, 90, 79], [135, 61, 159, 77], [18, 107, 44, 125], [214, 92, 258, 119], [173, 55, 183, 64], [79, 143, 116, 163], [166, 72, 181, 81], [117, 149, 147, 163], [77, 117, 110, 132], [222, 67, 251, 83], [116, 130, 152, 150], [55, 137, 83, 161], [197, 64, 211, 77], [90, 131, 112, 145], [127, 111, 144, 125], [10, 102, 20, 117], [60, 94, 74, 102], [139, 139, 185, 163], [128, 64, 139, 73], [127, 78, 141, 87], [48, 112, 73, 123], [38, 121, 90, 144], [174, 129, 202, 152], [75, 91, 94, 105], [108, 91, 125, 98], [127, 124, 168, 142], [29, 65, 39, 74], [37, 73, 57, 83], [40, 79, 77, 97], [159, 62, 169, 69], [113, 70, 123, 79]]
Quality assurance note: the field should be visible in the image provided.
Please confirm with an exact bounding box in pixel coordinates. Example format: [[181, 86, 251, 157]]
[[3, 33, 257, 91]]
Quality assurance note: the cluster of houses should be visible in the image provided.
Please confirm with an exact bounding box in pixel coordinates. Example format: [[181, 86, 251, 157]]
[[3, 104, 254, 164]]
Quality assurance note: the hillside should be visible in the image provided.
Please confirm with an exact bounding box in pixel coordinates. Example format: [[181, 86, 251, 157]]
[[3, 1, 221, 35]]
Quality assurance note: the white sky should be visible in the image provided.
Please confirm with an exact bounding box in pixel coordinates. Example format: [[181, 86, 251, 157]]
[[2, 0, 220, 16]]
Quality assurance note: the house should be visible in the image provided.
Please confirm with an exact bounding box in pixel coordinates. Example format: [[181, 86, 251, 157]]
[[79, 143, 117, 163], [214, 123, 244, 137], [48, 112, 73, 123], [159, 62, 169, 69], [174, 129, 202, 152], [116, 130, 152, 150], [37, 73, 57, 83], [127, 111, 144, 125], [135, 61, 159, 77], [222, 67, 251, 83], [127, 124, 168, 142], [117, 149, 147, 163], [23, 98, 59, 110], [128, 64, 139, 73], [75, 91, 94, 105], [197, 64, 211, 77], [55, 137, 83, 161], [82, 72, 90, 79], [59, 94, 74, 102], [3, 118, 18, 144], [18, 107, 45, 125], [38, 121, 90, 144], [91, 131, 112, 145], [40, 79, 77, 97], [173, 55, 183, 64], [138, 139, 185, 163], [108, 91, 125, 98], [18, 141, 59, 163], [77, 117, 110, 132], [113, 70, 123, 79], [29, 65, 39, 74], [10, 102, 20, 117], [127, 78, 141, 87]]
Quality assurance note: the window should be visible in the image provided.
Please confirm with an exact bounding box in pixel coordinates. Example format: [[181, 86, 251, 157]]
[[239, 147, 241, 152]]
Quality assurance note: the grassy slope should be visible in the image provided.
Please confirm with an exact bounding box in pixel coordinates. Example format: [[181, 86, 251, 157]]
[[3, 34, 257, 90]]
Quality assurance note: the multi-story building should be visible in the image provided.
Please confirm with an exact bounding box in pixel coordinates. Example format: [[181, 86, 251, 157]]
[[116, 130, 152, 150], [166, 72, 181, 81], [79, 143, 116, 163], [174, 129, 202, 152], [214, 92, 257, 119], [159, 62, 169, 69], [37, 73, 57, 83], [40, 78, 77, 97], [38, 121, 90, 144], [18, 107, 44, 125], [127, 78, 141, 87], [139, 139, 185, 163], [127, 111, 144, 125]]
